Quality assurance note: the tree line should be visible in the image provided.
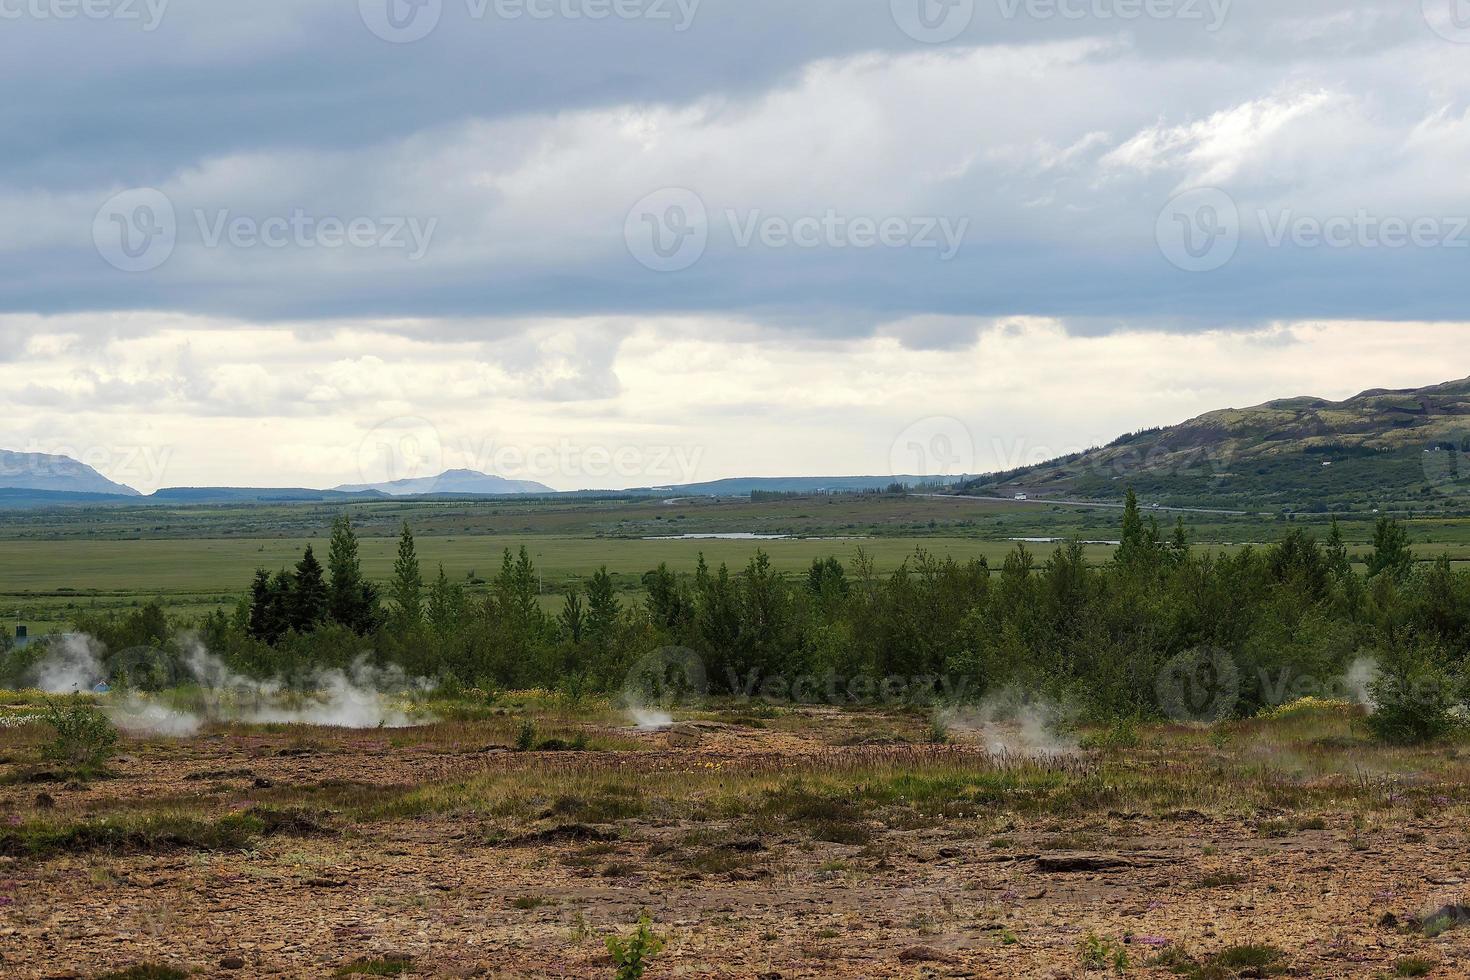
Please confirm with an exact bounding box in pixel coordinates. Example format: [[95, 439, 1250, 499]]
[[28, 492, 1470, 724]]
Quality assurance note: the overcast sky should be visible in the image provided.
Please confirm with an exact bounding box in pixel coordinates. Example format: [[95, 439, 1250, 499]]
[[4, 0, 1470, 491]]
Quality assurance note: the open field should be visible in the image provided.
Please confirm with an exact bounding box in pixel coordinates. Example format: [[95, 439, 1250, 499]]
[[0, 535, 1119, 633], [5, 493, 1470, 544], [3, 492, 1470, 631], [5, 493, 1470, 634], [2, 696, 1469, 978]]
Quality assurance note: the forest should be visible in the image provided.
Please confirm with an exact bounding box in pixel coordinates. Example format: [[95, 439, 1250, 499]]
[[7, 491, 1465, 741]]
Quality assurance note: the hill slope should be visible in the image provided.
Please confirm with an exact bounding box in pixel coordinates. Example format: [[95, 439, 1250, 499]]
[[0, 450, 139, 496], [962, 376, 1470, 512]]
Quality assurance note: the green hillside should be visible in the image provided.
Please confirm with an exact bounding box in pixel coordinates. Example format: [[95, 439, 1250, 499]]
[[963, 376, 1470, 513]]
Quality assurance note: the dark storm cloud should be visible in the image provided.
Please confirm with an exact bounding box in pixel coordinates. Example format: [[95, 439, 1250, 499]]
[[0, 0, 1465, 330]]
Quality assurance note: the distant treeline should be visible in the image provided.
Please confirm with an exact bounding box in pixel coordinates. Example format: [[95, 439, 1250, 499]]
[[750, 481, 953, 501], [8, 491, 1470, 722]]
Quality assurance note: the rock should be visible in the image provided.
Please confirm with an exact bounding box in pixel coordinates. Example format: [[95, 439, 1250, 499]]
[[667, 720, 735, 746], [505, 823, 616, 846], [1035, 852, 1137, 872]]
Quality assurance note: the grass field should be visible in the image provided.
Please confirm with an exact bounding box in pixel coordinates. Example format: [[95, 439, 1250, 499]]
[[4, 492, 1470, 634], [0, 535, 1123, 633]]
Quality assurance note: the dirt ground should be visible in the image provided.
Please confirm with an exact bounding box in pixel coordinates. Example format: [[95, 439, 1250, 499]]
[[3, 710, 1469, 979]]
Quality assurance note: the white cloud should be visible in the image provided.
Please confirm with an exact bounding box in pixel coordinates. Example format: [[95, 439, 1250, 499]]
[[1102, 89, 1339, 186], [4, 312, 1466, 492], [3, 4, 1468, 479]]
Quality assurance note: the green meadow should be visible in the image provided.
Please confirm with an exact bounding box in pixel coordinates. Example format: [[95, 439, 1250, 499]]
[[4, 493, 1470, 633]]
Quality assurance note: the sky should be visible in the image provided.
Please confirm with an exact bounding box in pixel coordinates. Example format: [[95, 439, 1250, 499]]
[[3, 0, 1470, 492]]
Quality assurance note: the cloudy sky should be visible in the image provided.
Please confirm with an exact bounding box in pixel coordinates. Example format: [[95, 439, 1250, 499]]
[[4, 0, 1470, 491]]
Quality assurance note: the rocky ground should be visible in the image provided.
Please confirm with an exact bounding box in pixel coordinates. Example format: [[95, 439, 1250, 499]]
[[2, 708, 1469, 978]]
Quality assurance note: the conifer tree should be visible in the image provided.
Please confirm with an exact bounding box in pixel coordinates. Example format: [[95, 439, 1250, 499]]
[[327, 514, 381, 633], [291, 545, 329, 631], [390, 521, 424, 623]]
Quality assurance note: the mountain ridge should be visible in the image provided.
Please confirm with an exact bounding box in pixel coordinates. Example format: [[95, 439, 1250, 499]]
[[331, 468, 555, 496], [962, 375, 1470, 511], [0, 450, 139, 496]]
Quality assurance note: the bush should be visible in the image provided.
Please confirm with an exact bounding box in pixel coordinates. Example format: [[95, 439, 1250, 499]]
[[41, 696, 118, 776], [95, 966, 187, 980], [1366, 664, 1461, 746], [1077, 931, 1128, 973], [1081, 716, 1140, 750], [607, 913, 663, 980], [515, 718, 537, 752]]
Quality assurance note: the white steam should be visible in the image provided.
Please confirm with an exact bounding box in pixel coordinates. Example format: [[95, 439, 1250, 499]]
[[182, 640, 431, 729], [939, 688, 1080, 758], [31, 634, 106, 694], [1342, 656, 1381, 710], [109, 693, 203, 737], [630, 708, 673, 731], [25, 634, 434, 734]]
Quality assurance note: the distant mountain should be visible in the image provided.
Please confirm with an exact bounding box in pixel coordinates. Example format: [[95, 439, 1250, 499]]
[[635, 475, 971, 496], [150, 487, 389, 503], [0, 450, 139, 496], [332, 469, 555, 497], [962, 376, 1470, 512]]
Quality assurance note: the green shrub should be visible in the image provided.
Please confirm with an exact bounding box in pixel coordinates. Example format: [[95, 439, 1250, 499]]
[[94, 965, 187, 980], [515, 719, 537, 752], [1078, 931, 1127, 973], [1205, 945, 1287, 976], [334, 957, 414, 976], [1082, 716, 1140, 750], [1366, 664, 1460, 745], [607, 913, 663, 980], [41, 696, 118, 776]]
